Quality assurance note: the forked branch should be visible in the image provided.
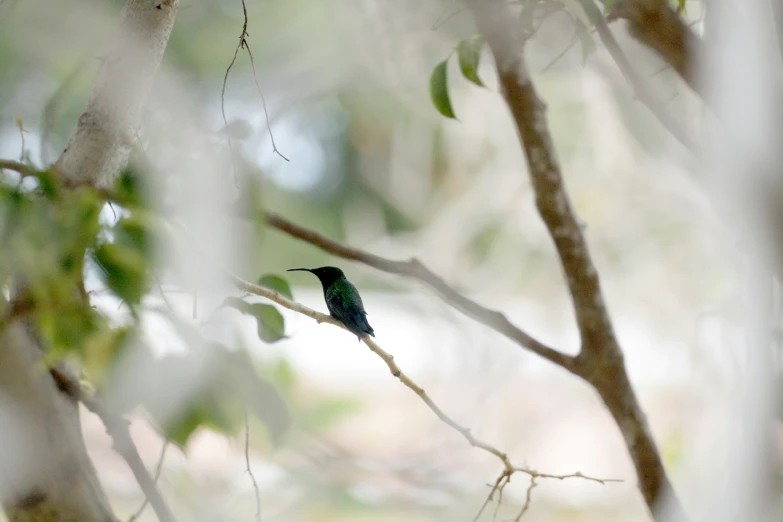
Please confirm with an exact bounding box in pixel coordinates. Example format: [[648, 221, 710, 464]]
[[468, 0, 687, 518]]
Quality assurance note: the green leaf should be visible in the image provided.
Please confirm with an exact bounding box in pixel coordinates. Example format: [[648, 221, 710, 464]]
[[457, 35, 485, 87], [94, 242, 148, 305], [603, 0, 617, 14], [37, 305, 102, 357], [92, 212, 158, 306], [429, 59, 456, 119], [222, 297, 286, 343], [113, 212, 160, 264], [258, 274, 293, 300], [35, 169, 59, 199], [222, 296, 251, 313], [111, 166, 147, 209], [164, 409, 204, 448], [249, 303, 286, 343]]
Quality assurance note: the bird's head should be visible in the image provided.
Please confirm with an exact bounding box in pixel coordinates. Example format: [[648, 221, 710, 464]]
[[287, 266, 345, 286]]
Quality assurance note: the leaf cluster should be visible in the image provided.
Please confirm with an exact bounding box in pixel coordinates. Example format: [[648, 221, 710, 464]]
[[0, 166, 296, 447]]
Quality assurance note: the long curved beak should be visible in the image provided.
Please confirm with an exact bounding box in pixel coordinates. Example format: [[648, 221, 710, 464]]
[[286, 268, 313, 273]]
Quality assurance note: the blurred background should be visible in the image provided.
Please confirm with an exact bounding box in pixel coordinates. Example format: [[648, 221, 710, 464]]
[[0, 0, 753, 520]]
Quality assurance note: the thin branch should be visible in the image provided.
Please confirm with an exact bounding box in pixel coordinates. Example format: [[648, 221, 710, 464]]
[[475, 468, 618, 522], [578, 0, 695, 151], [49, 368, 177, 522], [15, 116, 27, 162], [244, 45, 288, 162], [473, 473, 508, 522], [511, 475, 537, 521], [254, 212, 577, 373], [245, 411, 261, 522], [220, 0, 246, 188], [221, 0, 287, 185], [128, 441, 169, 522], [0, 159, 36, 178], [230, 273, 618, 517]]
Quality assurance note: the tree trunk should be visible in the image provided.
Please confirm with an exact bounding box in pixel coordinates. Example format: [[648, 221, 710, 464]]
[[0, 1, 179, 520]]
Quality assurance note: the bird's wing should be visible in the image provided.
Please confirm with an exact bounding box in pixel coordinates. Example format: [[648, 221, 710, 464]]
[[327, 281, 374, 337], [343, 281, 367, 315]]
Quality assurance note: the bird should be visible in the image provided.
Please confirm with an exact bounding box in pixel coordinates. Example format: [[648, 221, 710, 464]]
[[287, 266, 374, 341]]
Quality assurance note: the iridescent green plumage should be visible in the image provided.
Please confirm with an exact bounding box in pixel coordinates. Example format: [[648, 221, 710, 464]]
[[287, 266, 374, 340]]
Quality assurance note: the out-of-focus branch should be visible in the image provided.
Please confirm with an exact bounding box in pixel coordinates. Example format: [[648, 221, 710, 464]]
[[606, 0, 701, 96], [128, 441, 169, 522], [579, 0, 695, 151], [55, 0, 180, 188], [244, 412, 261, 522], [49, 369, 177, 522], [0, 159, 36, 178], [466, 0, 687, 519], [257, 212, 577, 373], [230, 274, 618, 516]]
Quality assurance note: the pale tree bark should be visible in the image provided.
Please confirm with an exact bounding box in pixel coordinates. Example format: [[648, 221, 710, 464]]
[[0, 1, 179, 521], [56, 0, 179, 188]]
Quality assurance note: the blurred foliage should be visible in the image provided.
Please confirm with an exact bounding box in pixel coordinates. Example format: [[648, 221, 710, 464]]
[[0, 166, 291, 447], [0, 0, 715, 516], [258, 273, 294, 300], [222, 296, 287, 343]]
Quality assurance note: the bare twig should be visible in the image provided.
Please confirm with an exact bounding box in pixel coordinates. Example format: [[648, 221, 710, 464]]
[[511, 475, 537, 521], [245, 411, 261, 522], [220, 0, 247, 188], [86, 399, 176, 522], [473, 473, 508, 522], [474, 468, 617, 522], [128, 441, 169, 522], [254, 212, 577, 373], [579, 0, 695, 151], [15, 116, 26, 162], [230, 274, 618, 517], [221, 0, 287, 184], [49, 369, 177, 522], [244, 46, 288, 161]]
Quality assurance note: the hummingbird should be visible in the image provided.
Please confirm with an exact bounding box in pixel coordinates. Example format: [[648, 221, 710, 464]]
[[287, 266, 375, 341]]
